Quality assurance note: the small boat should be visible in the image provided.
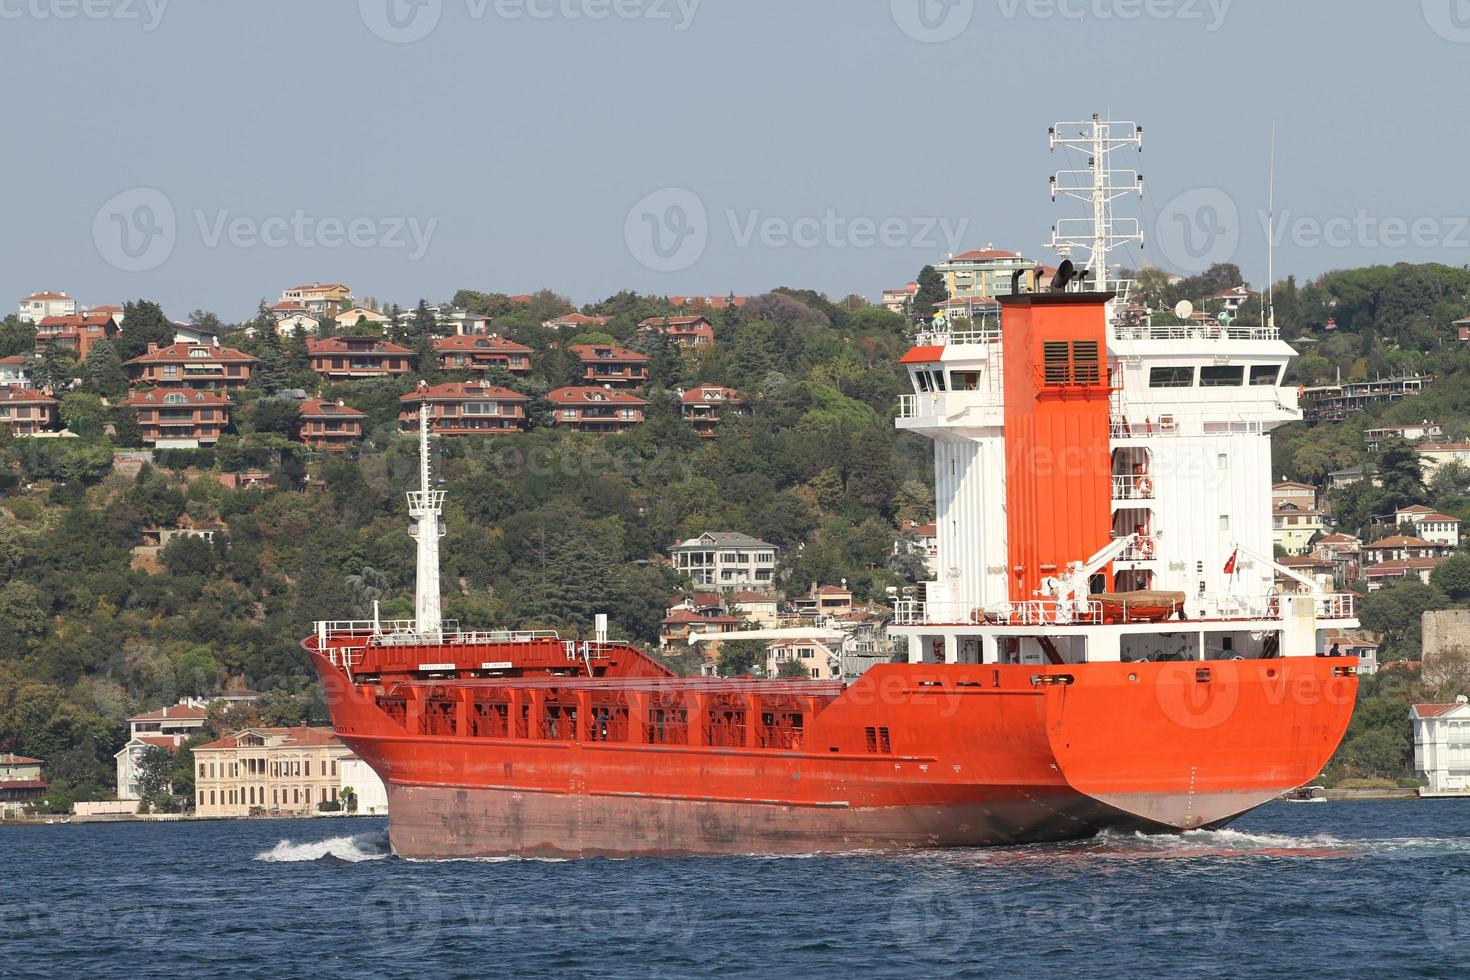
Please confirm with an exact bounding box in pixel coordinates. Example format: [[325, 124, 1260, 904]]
[[1090, 590, 1187, 625], [1282, 785, 1328, 803]]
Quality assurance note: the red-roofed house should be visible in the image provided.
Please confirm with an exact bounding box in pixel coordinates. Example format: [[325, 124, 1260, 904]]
[[18, 291, 75, 324], [35, 313, 119, 360], [434, 335, 533, 375], [1365, 556, 1448, 591], [792, 585, 854, 619], [1392, 505, 1462, 548], [1413, 697, 1470, 795], [115, 700, 211, 800], [193, 727, 352, 817], [548, 387, 647, 433], [0, 752, 46, 817], [882, 282, 918, 313], [126, 342, 258, 389], [658, 608, 743, 649], [0, 355, 30, 387], [543, 312, 611, 330], [679, 385, 746, 437], [280, 283, 351, 314], [307, 336, 414, 380], [638, 315, 715, 349], [123, 389, 232, 447], [570, 344, 649, 388], [1363, 535, 1452, 565], [400, 382, 529, 436], [0, 386, 58, 435], [299, 398, 366, 451]]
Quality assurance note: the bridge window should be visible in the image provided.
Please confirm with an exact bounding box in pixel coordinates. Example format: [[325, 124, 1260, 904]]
[[1149, 366, 1194, 388], [1250, 365, 1281, 386], [1200, 366, 1245, 387]]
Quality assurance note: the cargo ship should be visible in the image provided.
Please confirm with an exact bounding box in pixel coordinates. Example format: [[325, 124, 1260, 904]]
[[305, 118, 1360, 859]]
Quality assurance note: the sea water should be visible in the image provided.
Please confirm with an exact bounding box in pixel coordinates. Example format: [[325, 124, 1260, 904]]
[[2, 799, 1468, 978]]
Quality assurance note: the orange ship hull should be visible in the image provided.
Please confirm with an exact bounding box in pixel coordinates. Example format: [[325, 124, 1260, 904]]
[[306, 637, 1356, 859]]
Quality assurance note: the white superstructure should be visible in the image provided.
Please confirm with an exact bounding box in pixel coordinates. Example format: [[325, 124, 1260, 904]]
[[891, 117, 1357, 668]]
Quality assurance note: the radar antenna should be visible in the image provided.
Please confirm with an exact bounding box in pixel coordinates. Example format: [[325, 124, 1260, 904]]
[[1047, 114, 1145, 304]]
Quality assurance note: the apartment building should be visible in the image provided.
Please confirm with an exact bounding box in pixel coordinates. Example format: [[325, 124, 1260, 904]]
[[307, 336, 414, 380], [434, 335, 533, 375], [547, 387, 646, 433], [570, 343, 649, 388], [1413, 698, 1470, 796], [126, 342, 257, 389], [279, 283, 351, 315], [679, 385, 746, 437], [400, 381, 529, 436], [34, 313, 119, 360], [0, 387, 58, 435], [299, 398, 367, 451], [123, 389, 232, 448], [638, 315, 715, 349]]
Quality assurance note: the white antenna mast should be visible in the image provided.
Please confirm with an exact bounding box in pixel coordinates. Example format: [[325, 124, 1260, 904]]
[[406, 380, 445, 638], [1266, 123, 1277, 332], [1048, 114, 1145, 300]]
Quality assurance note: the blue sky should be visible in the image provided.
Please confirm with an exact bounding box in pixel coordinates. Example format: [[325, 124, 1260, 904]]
[[2, 0, 1467, 319]]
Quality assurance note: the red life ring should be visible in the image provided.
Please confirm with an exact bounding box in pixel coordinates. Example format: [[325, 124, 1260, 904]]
[[1136, 476, 1154, 498]]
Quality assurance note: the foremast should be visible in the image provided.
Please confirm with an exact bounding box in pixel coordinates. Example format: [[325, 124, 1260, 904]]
[[407, 380, 445, 639]]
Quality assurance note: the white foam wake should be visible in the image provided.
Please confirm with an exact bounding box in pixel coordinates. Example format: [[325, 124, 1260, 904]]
[[254, 830, 392, 863]]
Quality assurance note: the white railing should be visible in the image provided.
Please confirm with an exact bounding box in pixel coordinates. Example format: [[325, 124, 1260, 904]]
[[894, 593, 1358, 627], [1110, 416, 1178, 439], [914, 319, 1002, 346], [314, 619, 562, 649], [1111, 474, 1156, 500], [1114, 323, 1281, 342], [897, 390, 1005, 421]]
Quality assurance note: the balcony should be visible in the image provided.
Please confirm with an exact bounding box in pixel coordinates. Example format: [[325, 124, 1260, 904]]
[[1111, 474, 1156, 501], [1114, 322, 1281, 342], [896, 391, 1004, 424]]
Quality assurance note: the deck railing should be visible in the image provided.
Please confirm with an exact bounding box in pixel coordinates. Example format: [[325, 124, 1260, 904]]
[[894, 592, 1358, 626]]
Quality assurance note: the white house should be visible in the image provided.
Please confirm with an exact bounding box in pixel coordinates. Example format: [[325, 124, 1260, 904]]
[[669, 532, 779, 591], [1393, 505, 1462, 548], [339, 755, 389, 814], [114, 700, 209, 800], [1413, 697, 1470, 795], [18, 291, 76, 324], [0, 355, 32, 386], [765, 636, 843, 680]]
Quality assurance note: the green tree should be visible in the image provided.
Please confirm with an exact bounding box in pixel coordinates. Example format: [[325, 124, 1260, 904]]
[[717, 638, 766, 677], [911, 265, 946, 321], [251, 399, 301, 439], [162, 535, 215, 577], [117, 300, 175, 361], [136, 745, 178, 812], [1430, 553, 1470, 601], [1360, 579, 1449, 658], [81, 339, 128, 398], [0, 315, 36, 357], [59, 393, 106, 439]]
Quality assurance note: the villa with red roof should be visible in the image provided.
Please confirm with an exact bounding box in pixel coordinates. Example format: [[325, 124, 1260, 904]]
[[679, 385, 746, 437], [882, 282, 918, 314], [1412, 697, 1470, 795], [17, 290, 76, 324], [543, 312, 611, 330], [307, 336, 414, 380], [0, 387, 58, 435], [299, 399, 367, 451], [35, 312, 119, 360], [434, 335, 533, 375], [126, 342, 258, 389], [115, 700, 211, 801], [0, 355, 30, 387], [548, 387, 647, 433], [279, 283, 351, 315], [401, 381, 529, 436], [639, 315, 715, 349], [570, 344, 649, 388], [0, 752, 46, 817], [123, 389, 232, 447]]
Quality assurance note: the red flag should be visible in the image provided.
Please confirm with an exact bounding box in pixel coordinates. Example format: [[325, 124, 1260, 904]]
[[1223, 548, 1238, 575]]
